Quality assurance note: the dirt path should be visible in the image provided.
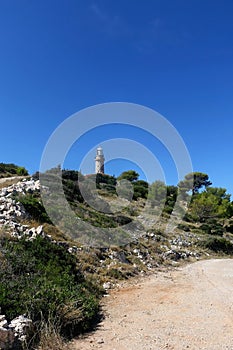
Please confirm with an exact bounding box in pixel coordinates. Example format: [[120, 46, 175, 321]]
[[72, 259, 233, 350], [0, 176, 29, 188]]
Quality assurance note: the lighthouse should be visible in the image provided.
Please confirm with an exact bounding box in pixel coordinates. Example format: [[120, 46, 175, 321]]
[[95, 146, 105, 174]]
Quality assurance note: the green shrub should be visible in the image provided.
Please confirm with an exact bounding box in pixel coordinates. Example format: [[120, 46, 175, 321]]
[[0, 163, 29, 177], [113, 215, 132, 225], [225, 220, 233, 233], [18, 194, 52, 224], [200, 222, 224, 236], [200, 223, 212, 234], [177, 223, 190, 232], [0, 236, 101, 339], [107, 267, 124, 279], [133, 181, 148, 200], [162, 205, 174, 215], [16, 166, 28, 176], [62, 178, 84, 203], [183, 212, 195, 222], [95, 173, 116, 187], [211, 224, 225, 236], [200, 236, 233, 254]]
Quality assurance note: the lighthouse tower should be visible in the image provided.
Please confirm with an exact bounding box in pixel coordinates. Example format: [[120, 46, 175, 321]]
[[95, 146, 105, 174]]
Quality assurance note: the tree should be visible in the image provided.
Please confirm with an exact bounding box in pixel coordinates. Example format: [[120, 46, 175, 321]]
[[147, 180, 167, 208], [178, 172, 212, 196], [190, 192, 220, 222], [205, 187, 233, 218], [165, 185, 178, 213], [117, 170, 139, 183], [95, 173, 116, 187], [189, 187, 232, 222], [133, 180, 148, 200], [205, 187, 231, 202], [166, 185, 178, 201], [16, 166, 28, 176]]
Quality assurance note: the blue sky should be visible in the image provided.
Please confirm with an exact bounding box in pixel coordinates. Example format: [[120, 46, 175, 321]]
[[0, 1, 233, 194]]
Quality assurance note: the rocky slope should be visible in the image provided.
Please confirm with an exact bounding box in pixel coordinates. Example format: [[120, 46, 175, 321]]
[[0, 177, 231, 349]]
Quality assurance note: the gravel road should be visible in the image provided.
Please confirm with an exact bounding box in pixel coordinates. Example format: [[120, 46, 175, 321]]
[[72, 259, 233, 350]]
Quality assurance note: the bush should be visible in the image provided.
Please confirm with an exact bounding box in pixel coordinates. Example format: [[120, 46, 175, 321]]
[[225, 220, 233, 233], [0, 163, 29, 177], [16, 166, 28, 176], [113, 215, 132, 225], [200, 236, 233, 254], [183, 212, 195, 222], [18, 194, 52, 224], [0, 236, 102, 341], [95, 173, 116, 187], [211, 223, 225, 236], [62, 178, 84, 203], [200, 222, 224, 236], [177, 223, 190, 232], [200, 223, 212, 234]]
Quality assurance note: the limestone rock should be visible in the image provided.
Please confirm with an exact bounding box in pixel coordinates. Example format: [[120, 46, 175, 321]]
[[9, 315, 33, 342], [0, 327, 15, 349]]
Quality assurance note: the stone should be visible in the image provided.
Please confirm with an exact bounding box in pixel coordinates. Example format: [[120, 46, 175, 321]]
[[0, 327, 15, 349], [116, 251, 129, 264], [0, 315, 7, 329], [9, 314, 33, 342], [36, 225, 43, 235], [103, 282, 111, 290], [97, 338, 104, 344]]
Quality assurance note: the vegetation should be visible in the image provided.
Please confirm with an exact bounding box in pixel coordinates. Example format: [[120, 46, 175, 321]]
[[178, 172, 212, 196], [199, 236, 233, 254], [188, 187, 232, 223], [1, 166, 233, 348], [133, 180, 148, 200], [18, 194, 52, 224], [29, 168, 233, 242], [164, 185, 178, 214], [147, 180, 166, 208], [117, 170, 139, 183], [0, 236, 102, 346], [0, 162, 28, 178]]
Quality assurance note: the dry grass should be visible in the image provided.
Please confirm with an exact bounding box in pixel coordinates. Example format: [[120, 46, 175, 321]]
[[37, 322, 71, 350], [43, 223, 76, 243], [19, 218, 42, 228], [0, 175, 30, 189], [0, 227, 12, 239], [16, 220, 76, 246]]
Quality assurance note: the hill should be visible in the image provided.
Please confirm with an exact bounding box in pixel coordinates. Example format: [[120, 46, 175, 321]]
[[0, 168, 233, 349], [0, 163, 28, 178]]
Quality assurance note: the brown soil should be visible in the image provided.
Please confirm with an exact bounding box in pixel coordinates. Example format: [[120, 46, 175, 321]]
[[0, 176, 29, 189], [71, 259, 233, 350]]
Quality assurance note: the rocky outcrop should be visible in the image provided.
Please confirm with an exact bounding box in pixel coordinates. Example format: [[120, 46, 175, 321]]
[[0, 179, 40, 236], [0, 177, 203, 347], [0, 179, 49, 348], [0, 312, 33, 349], [0, 179, 83, 250], [0, 178, 202, 265]]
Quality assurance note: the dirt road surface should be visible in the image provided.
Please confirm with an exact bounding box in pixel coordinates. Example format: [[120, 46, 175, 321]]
[[0, 176, 29, 187], [72, 259, 233, 350]]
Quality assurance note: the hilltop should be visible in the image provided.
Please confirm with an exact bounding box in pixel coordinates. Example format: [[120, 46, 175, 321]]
[[0, 163, 28, 178]]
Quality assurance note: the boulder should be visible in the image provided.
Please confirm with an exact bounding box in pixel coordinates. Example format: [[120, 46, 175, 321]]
[[0, 327, 15, 349], [9, 315, 33, 343]]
